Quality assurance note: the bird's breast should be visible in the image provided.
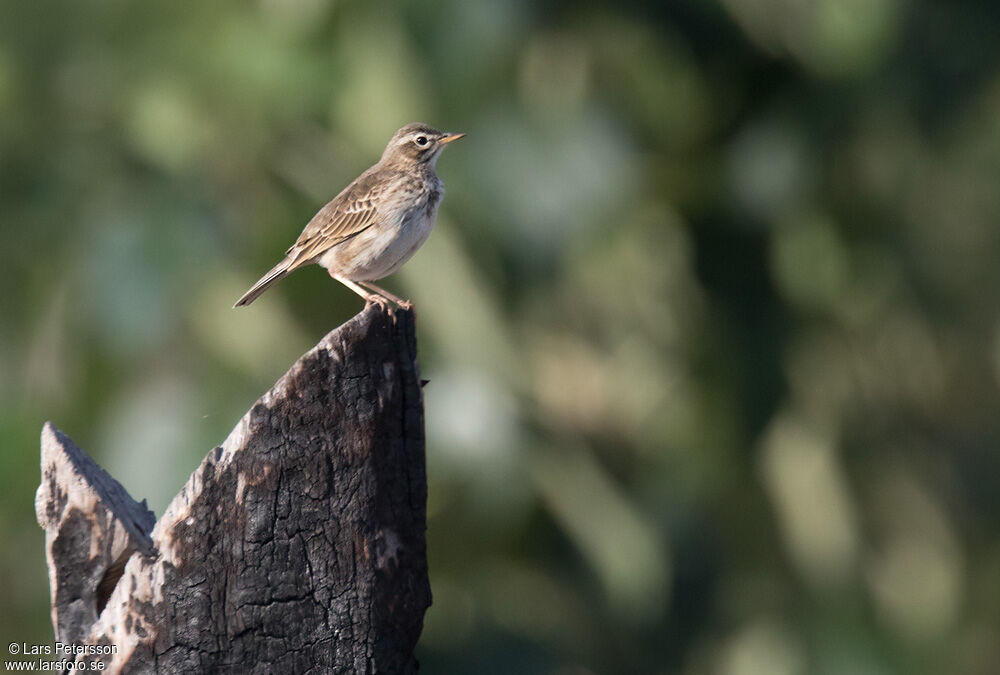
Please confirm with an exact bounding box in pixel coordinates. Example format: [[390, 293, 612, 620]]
[[321, 175, 444, 281]]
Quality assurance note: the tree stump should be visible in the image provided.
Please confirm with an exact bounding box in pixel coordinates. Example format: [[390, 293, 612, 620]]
[[35, 306, 431, 674]]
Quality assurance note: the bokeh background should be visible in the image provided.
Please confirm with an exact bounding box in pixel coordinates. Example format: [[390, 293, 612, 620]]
[[3, 1, 1000, 673]]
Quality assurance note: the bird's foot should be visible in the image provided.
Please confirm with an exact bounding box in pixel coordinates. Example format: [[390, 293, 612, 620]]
[[365, 294, 392, 314], [358, 281, 411, 311]]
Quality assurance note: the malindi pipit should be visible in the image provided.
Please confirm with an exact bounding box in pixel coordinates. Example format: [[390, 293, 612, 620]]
[[235, 123, 465, 309]]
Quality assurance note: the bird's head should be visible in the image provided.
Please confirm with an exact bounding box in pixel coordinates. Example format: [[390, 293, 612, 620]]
[[380, 123, 465, 168]]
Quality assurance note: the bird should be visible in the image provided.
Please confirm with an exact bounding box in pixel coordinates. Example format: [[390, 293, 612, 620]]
[[234, 122, 465, 310]]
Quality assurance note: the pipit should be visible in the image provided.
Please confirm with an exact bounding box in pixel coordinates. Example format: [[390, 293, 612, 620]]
[[235, 122, 465, 309]]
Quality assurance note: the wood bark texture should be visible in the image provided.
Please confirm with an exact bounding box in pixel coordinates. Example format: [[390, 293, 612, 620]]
[[35, 306, 430, 674]]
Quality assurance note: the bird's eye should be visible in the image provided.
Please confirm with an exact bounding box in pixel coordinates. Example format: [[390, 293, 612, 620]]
[[415, 136, 428, 146]]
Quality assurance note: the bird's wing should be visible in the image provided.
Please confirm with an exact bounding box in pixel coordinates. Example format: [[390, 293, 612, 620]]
[[284, 169, 385, 268]]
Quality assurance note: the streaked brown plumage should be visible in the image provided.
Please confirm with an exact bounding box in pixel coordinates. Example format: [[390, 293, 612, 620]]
[[235, 123, 464, 309]]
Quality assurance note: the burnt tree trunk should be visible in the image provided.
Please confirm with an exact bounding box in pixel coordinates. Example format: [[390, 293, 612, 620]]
[[35, 306, 431, 674]]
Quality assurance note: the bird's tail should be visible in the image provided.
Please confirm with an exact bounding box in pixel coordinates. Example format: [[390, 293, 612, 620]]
[[234, 259, 292, 307]]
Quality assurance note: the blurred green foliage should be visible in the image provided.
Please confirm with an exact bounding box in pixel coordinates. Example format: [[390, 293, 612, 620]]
[[3, 0, 1000, 673]]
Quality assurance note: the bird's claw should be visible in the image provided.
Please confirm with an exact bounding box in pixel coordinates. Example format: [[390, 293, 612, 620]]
[[365, 295, 392, 313]]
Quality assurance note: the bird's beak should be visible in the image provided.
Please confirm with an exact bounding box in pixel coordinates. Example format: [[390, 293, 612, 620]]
[[438, 132, 466, 145]]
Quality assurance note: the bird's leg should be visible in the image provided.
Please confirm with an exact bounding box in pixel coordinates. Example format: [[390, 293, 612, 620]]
[[331, 273, 391, 311], [359, 281, 412, 310]]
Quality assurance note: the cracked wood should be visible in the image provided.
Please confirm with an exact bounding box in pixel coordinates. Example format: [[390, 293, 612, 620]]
[[35, 306, 431, 674]]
